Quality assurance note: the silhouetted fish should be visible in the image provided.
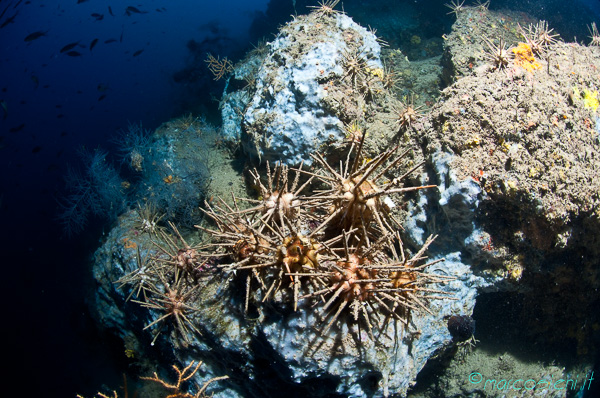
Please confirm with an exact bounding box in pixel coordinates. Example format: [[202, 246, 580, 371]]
[[30, 75, 39, 89], [60, 41, 79, 53], [56, 114, 65, 118], [104, 38, 117, 44], [97, 83, 109, 92], [91, 13, 103, 21], [125, 6, 147, 16], [0, 12, 18, 29], [32, 146, 42, 153], [108, 6, 114, 16], [24, 30, 48, 42], [98, 94, 106, 101], [9, 124, 25, 133], [66, 50, 82, 57], [77, 0, 89, 4], [90, 38, 98, 51], [133, 49, 143, 57]]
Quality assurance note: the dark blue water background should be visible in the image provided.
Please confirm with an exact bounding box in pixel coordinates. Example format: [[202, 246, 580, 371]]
[[0, 0, 598, 396]]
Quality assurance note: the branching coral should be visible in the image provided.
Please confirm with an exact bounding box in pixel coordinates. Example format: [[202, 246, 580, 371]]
[[204, 53, 234, 81], [141, 361, 229, 398], [79, 361, 228, 398]]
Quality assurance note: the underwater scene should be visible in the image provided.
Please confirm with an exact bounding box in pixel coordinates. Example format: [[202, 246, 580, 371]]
[[2, 0, 600, 397]]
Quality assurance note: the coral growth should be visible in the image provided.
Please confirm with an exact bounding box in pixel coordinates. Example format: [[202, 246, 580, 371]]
[[57, 148, 127, 236], [204, 53, 234, 81], [79, 361, 228, 398], [141, 361, 229, 398], [512, 42, 542, 72]]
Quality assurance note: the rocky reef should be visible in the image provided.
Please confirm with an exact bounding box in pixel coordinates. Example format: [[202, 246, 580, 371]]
[[88, 2, 599, 398]]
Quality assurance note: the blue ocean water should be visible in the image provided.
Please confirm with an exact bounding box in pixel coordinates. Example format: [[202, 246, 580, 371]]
[[1, 0, 599, 396]]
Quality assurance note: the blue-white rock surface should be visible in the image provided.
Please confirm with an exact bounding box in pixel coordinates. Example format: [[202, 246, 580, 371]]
[[237, 11, 382, 165]]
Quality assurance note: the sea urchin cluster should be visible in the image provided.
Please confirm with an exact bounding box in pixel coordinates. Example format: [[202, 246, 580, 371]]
[[199, 134, 455, 336]]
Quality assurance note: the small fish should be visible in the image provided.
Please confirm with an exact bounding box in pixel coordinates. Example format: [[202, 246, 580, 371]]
[[66, 50, 82, 57], [132, 49, 143, 57], [9, 123, 25, 133], [30, 75, 39, 89], [90, 38, 98, 51], [104, 38, 117, 44], [60, 41, 79, 53], [56, 114, 64, 118], [60, 131, 68, 137], [91, 13, 104, 21], [119, 27, 124, 43], [98, 94, 106, 101], [108, 6, 114, 16], [97, 83, 109, 92], [1, 13, 18, 29], [32, 146, 42, 153], [24, 30, 48, 42], [125, 6, 147, 16], [77, 0, 89, 4]]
